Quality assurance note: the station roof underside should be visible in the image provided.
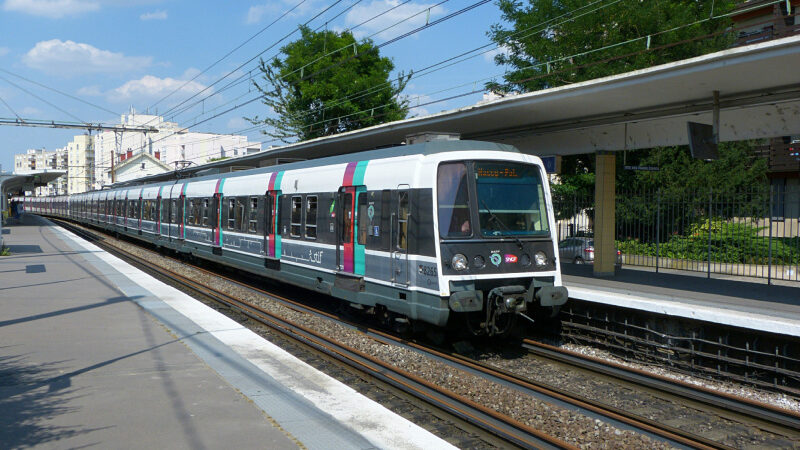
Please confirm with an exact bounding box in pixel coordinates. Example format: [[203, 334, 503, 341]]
[[1, 172, 66, 196], [123, 35, 800, 187]]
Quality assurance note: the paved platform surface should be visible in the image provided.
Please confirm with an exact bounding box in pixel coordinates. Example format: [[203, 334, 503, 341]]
[[562, 264, 800, 338], [0, 214, 454, 449]]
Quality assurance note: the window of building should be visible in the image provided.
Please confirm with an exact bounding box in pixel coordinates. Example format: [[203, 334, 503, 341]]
[[290, 196, 302, 237], [305, 196, 317, 239]]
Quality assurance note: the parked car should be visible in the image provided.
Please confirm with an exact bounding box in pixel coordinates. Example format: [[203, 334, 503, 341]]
[[558, 237, 621, 265]]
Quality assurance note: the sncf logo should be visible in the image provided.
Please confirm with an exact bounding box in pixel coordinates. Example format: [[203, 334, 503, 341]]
[[504, 254, 518, 263]]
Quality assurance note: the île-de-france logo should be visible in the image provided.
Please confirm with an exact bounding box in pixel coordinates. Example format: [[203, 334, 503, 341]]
[[490, 253, 502, 267]]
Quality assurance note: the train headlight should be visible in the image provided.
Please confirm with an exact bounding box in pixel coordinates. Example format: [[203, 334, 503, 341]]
[[451, 254, 468, 271], [534, 251, 548, 267]]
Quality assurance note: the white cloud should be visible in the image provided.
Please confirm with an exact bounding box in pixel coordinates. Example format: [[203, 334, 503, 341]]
[[343, 0, 446, 40], [405, 92, 432, 117], [140, 9, 166, 20], [20, 106, 42, 116], [483, 45, 508, 64], [0, 47, 9, 57], [108, 75, 209, 103], [226, 117, 249, 130], [246, 4, 271, 24], [77, 85, 103, 96], [2, 0, 100, 18], [23, 39, 152, 76]]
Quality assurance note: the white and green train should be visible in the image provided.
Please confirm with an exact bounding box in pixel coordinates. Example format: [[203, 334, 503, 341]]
[[26, 137, 567, 336]]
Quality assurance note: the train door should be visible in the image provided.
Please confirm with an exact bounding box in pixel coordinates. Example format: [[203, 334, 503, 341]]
[[137, 196, 143, 234], [391, 185, 410, 285], [211, 193, 221, 253], [160, 196, 169, 237], [155, 195, 161, 235], [336, 186, 366, 276], [178, 194, 186, 239], [265, 190, 280, 260]]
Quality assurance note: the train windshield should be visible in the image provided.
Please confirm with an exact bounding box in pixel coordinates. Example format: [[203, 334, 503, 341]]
[[475, 161, 550, 237]]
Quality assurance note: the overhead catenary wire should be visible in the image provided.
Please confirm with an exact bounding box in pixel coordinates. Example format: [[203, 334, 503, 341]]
[[0, 74, 88, 125], [160, 0, 427, 123], [147, 0, 311, 112], [0, 68, 119, 117], [162, 0, 619, 128]]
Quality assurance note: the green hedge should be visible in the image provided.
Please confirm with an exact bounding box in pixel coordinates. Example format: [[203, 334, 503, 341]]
[[617, 220, 800, 265]]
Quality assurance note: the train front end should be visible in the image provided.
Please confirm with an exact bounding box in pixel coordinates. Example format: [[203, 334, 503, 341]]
[[434, 152, 567, 336]]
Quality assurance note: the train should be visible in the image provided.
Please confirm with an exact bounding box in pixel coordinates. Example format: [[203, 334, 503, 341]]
[[22, 136, 568, 336]]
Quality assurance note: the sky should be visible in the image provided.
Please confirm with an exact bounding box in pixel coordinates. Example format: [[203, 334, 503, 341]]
[[0, 0, 508, 172]]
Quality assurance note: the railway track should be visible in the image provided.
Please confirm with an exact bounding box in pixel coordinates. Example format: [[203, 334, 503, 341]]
[[57, 219, 800, 449], [55, 220, 569, 449]]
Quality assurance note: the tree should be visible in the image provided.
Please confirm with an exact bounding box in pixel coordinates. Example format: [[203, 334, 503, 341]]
[[247, 26, 410, 143], [487, 0, 736, 93]]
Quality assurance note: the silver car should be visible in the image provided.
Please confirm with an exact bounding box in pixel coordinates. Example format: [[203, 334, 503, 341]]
[[558, 237, 621, 265]]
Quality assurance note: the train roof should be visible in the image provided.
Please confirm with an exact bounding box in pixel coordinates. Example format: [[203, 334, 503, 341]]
[[107, 139, 520, 189]]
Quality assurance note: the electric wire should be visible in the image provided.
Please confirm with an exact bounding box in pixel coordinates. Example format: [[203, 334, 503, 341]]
[[0, 68, 119, 117], [0, 74, 88, 124], [147, 0, 311, 111]]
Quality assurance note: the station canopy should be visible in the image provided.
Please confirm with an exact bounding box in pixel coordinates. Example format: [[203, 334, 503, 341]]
[[119, 35, 800, 187]]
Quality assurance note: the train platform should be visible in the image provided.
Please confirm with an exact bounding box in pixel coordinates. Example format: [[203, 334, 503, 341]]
[[0, 214, 454, 449], [562, 264, 800, 338]]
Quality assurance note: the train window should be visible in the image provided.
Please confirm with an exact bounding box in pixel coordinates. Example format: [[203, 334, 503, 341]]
[[437, 162, 472, 238], [341, 193, 353, 243], [266, 195, 274, 235], [235, 197, 245, 231], [305, 196, 317, 239], [187, 199, 196, 225], [397, 191, 408, 250], [248, 197, 258, 233], [151, 201, 157, 221], [227, 199, 236, 229], [160, 199, 168, 222], [475, 161, 550, 236], [142, 201, 150, 221], [356, 193, 367, 245], [170, 200, 177, 223], [290, 196, 302, 237], [202, 198, 210, 227]]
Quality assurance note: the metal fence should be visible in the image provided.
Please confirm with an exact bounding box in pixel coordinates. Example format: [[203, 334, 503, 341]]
[[553, 186, 800, 283]]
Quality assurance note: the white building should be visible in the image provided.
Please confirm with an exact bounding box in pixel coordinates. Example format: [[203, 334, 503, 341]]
[[13, 148, 68, 196], [110, 152, 172, 183], [67, 134, 94, 194], [93, 111, 260, 188]]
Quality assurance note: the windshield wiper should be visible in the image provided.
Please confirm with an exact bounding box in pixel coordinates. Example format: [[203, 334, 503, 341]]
[[479, 199, 524, 250]]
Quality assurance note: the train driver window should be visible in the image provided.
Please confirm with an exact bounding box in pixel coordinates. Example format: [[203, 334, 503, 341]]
[[437, 162, 471, 238], [305, 196, 317, 239], [290, 196, 302, 237], [357, 193, 367, 245]]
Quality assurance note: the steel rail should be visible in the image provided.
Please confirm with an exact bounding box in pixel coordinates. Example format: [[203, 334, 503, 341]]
[[56, 220, 571, 450], [522, 339, 800, 433]]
